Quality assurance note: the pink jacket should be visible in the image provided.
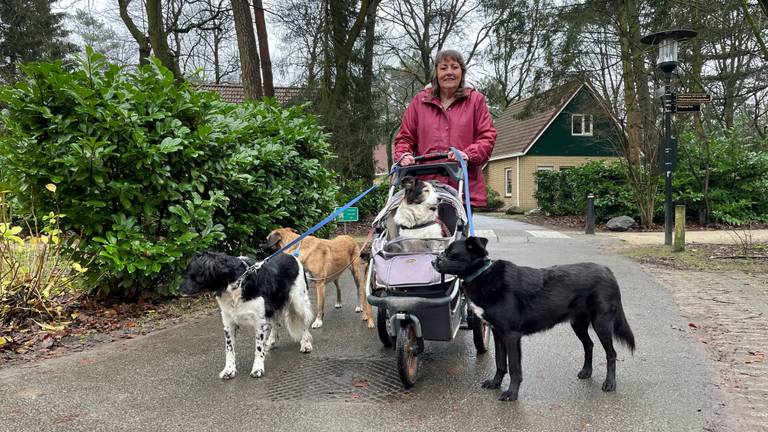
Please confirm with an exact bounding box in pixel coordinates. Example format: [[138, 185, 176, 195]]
[[393, 87, 496, 207]]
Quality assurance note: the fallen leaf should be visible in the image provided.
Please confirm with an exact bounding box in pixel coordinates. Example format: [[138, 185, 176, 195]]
[[53, 412, 85, 424], [345, 392, 359, 402], [745, 352, 765, 364], [447, 366, 460, 375], [688, 322, 699, 329], [353, 379, 369, 388], [79, 358, 95, 366]]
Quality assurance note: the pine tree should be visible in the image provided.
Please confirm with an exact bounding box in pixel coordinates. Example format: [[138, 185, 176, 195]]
[[0, 0, 76, 83]]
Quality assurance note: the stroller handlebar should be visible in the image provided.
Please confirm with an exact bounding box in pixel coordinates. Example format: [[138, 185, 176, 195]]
[[413, 152, 450, 162]]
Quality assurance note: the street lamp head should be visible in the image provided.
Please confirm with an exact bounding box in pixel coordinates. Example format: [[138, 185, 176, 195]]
[[640, 29, 698, 73]]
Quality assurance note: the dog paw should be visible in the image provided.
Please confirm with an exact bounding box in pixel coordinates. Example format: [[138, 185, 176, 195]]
[[366, 320, 375, 329], [481, 379, 501, 389], [334, 303, 343, 309], [300, 342, 313, 353], [498, 390, 518, 401], [311, 319, 323, 329], [219, 369, 237, 380], [354, 305, 363, 313], [602, 379, 616, 392], [577, 368, 592, 379], [250, 369, 264, 378]]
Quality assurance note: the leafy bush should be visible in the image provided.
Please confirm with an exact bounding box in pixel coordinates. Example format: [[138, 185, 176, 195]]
[[335, 177, 389, 224], [478, 185, 504, 212], [535, 161, 636, 221], [0, 51, 337, 296], [676, 125, 768, 225], [1, 189, 88, 328]]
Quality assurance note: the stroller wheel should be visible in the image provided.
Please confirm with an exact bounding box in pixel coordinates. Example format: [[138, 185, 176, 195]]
[[376, 306, 395, 348], [397, 321, 419, 388], [471, 314, 491, 354]]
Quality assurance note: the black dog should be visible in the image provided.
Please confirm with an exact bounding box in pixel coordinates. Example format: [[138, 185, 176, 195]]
[[433, 237, 635, 401], [179, 252, 314, 380]]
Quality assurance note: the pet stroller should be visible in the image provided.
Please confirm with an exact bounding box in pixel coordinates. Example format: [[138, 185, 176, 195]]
[[365, 153, 491, 388]]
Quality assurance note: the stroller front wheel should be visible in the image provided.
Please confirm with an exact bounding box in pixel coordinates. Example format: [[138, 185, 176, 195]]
[[396, 321, 419, 388], [376, 306, 395, 347]]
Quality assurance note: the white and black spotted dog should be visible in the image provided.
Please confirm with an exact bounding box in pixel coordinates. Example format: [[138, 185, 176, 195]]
[[393, 176, 444, 244], [179, 251, 314, 380]]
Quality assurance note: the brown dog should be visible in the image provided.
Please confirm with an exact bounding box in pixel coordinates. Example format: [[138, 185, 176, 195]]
[[266, 228, 374, 329]]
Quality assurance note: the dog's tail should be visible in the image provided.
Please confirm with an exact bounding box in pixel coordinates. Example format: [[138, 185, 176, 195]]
[[285, 262, 314, 342], [614, 302, 636, 353]]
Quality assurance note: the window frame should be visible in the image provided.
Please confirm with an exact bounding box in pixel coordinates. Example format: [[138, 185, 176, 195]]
[[504, 167, 513, 197], [571, 114, 594, 136]]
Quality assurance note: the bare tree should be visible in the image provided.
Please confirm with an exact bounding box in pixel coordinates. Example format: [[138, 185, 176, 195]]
[[230, 0, 263, 99], [253, 0, 274, 97]]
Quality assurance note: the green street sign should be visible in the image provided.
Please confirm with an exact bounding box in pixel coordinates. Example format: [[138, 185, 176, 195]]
[[336, 207, 359, 222]]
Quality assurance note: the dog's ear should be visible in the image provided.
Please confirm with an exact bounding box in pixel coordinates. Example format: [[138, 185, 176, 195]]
[[266, 231, 281, 248], [400, 175, 416, 190], [465, 236, 489, 256]]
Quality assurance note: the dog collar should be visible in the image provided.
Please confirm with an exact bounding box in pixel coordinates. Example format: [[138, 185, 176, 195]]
[[464, 259, 493, 283]]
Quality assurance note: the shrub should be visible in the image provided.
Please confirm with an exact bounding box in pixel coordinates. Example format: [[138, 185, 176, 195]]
[[535, 161, 636, 221], [478, 185, 504, 212], [335, 177, 389, 224], [1, 189, 88, 327], [676, 125, 768, 225], [0, 51, 337, 296]]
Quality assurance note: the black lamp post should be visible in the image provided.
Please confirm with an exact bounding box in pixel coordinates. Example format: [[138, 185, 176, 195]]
[[640, 29, 697, 246]]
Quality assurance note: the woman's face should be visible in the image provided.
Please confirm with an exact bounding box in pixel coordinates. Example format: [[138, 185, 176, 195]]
[[436, 58, 462, 94]]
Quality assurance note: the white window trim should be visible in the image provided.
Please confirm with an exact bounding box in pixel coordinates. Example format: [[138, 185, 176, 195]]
[[504, 168, 513, 197], [572, 114, 593, 136], [516, 158, 520, 207]]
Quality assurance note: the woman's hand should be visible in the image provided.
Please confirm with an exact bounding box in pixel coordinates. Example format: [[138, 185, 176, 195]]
[[448, 149, 468, 162], [399, 154, 416, 166]]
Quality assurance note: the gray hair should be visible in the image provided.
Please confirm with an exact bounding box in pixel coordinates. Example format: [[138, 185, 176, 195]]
[[430, 49, 467, 99]]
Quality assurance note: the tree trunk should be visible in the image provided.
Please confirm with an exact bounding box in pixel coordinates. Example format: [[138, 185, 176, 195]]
[[118, 0, 151, 66], [231, 0, 262, 100], [617, 0, 655, 228], [146, 0, 182, 80], [326, 0, 375, 125], [253, 0, 274, 97]]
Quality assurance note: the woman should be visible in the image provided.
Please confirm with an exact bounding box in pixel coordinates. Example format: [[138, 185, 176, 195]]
[[393, 49, 497, 207]]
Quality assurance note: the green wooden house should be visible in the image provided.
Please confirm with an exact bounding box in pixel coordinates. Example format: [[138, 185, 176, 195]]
[[486, 81, 622, 210]]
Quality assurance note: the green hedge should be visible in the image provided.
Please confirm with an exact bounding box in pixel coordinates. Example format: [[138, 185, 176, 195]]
[[0, 51, 338, 296], [533, 126, 768, 225], [675, 125, 768, 224], [534, 160, 637, 221]]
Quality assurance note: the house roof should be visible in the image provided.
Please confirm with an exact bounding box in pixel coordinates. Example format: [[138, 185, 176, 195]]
[[490, 81, 585, 161], [197, 84, 307, 105]]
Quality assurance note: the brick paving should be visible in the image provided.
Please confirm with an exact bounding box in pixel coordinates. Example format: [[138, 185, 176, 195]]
[[647, 267, 768, 431]]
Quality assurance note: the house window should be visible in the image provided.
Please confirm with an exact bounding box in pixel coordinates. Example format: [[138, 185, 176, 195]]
[[505, 168, 513, 197], [572, 114, 593, 136], [537, 166, 554, 172], [559, 166, 574, 171]]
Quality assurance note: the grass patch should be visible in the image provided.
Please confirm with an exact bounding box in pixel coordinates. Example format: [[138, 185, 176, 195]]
[[620, 244, 768, 273]]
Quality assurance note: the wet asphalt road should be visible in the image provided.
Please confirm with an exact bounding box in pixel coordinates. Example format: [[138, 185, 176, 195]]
[[0, 215, 717, 431]]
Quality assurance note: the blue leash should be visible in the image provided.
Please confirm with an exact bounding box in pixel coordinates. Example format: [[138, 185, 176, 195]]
[[263, 182, 381, 263], [449, 147, 475, 236], [249, 147, 473, 280]]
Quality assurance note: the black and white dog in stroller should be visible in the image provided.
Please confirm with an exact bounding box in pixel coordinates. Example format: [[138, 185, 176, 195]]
[[366, 153, 490, 388]]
